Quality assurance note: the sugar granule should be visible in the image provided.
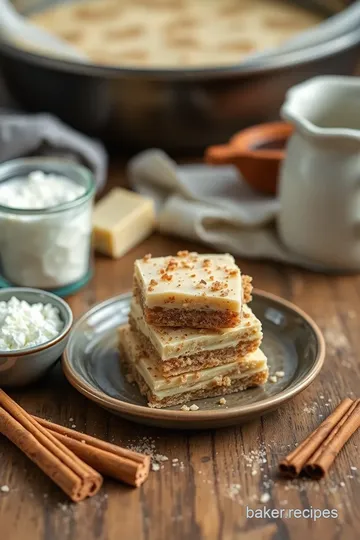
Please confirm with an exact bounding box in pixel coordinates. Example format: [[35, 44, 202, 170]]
[[189, 404, 199, 411]]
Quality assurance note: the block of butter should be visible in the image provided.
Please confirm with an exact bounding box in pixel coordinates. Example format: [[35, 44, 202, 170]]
[[93, 188, 155, 258]]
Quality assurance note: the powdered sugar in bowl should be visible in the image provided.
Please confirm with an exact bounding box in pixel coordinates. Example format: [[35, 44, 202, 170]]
[[0, 288, 73, 387], [0, 158, 96, 296]]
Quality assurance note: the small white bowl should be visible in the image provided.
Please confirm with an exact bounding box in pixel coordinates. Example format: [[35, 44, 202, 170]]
[[0, 288, 73, 386]]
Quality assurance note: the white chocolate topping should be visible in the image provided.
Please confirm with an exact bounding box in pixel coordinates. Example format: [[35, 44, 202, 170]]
[[130, 297, 261, 361], [120, 325, 267, 399], [92, 188, 155, 259], [134, 252, 242, 312]]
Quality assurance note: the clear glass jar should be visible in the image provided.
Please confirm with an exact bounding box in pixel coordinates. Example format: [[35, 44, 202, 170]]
[[0, 158, 96, 297]]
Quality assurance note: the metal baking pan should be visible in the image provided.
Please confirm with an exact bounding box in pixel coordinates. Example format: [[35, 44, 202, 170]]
[[1, 0, 360, 152]]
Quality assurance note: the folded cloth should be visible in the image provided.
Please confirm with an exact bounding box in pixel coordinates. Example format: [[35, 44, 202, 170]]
[[0, 110, 107, 191], [128, 149, 325, 270]]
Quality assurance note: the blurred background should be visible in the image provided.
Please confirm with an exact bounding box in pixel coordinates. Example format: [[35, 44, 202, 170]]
[[1, 0, 360, 153]]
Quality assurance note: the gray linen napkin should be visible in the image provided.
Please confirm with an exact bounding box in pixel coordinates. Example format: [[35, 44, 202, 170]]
[[128, 149, 327, 271], [0, 109, 107, 191]]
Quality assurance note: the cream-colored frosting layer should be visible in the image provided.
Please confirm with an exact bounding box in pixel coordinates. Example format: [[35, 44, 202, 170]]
[[135, 253, 242, 311], [120, 325, 267, 399], [130, 297, 261, 361]]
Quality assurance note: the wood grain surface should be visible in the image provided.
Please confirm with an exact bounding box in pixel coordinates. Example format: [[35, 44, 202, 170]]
[[0, 162, 359, 540]]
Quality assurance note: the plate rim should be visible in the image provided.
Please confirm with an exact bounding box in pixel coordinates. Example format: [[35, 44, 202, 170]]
[[62, 289, 325, 422]]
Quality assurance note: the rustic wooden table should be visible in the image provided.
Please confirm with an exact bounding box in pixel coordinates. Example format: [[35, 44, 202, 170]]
[[1, 163, 359, 540]]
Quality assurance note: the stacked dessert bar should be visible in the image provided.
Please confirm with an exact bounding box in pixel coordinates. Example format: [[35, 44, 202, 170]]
[[119, 251, 268, 408]]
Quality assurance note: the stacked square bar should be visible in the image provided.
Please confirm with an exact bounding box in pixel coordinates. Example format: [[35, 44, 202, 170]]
[[119, 251, 268, 408]]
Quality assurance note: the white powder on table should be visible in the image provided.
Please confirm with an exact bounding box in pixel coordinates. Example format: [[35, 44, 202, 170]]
[[260, 493, 271, 503], [0, 296, 63, 351]]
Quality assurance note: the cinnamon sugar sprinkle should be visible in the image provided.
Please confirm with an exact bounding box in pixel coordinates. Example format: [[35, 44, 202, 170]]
[[226, 268, 238, 277], [180, 260, 194, 269], [211, 281, 228, 292], [161, 273, 173, 281], [148, 278, 158, 291], [146, 253, 239, 285], [166, 258, 178, 272]]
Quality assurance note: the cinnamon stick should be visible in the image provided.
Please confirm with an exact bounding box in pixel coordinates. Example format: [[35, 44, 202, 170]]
[[33, 416, 150, 487], [0, 390, 102, 501], [305, 399, 360, 479], [279, 398, 360, 479]]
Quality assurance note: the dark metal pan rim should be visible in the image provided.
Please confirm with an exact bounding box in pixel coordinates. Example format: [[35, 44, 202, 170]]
[[0, 28, 359, 81]]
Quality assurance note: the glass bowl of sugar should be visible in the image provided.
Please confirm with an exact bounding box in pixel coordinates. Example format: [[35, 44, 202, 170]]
[[0, 158, 96, 296]]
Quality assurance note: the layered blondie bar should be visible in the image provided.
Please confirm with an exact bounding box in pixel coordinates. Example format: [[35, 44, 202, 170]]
[[118, 251, 267, 409], [134, 251, 252, 329], [119, 325, 268, 408], [128, 296, 262, 377]]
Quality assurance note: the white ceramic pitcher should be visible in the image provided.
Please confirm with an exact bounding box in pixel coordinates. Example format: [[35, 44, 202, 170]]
[[278, 76, 360, 271]]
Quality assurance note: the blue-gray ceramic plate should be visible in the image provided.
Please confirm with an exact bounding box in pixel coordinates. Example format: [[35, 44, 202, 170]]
[[62, 291, 325, 429]]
